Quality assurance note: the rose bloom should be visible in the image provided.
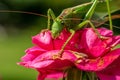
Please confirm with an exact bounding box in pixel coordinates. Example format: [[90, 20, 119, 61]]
[[18, 29, 84, 80], [18, 28, 120, 80]]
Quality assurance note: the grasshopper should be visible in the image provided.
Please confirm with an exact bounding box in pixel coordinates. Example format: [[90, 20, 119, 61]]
[[48, 0, 98, 38], [48, 0, 112, 38], [47, 0, 112, 56]]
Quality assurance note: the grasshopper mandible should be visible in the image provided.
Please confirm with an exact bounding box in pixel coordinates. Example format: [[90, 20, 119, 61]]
[[47, 0, 112, 56]]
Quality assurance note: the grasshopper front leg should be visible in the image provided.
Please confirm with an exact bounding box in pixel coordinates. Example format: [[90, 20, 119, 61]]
[[76, 20, 101, 38], [47, 8, 56, 30], [84, 0, 98, 20]]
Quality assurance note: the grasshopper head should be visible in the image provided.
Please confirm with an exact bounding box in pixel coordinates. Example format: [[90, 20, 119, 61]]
[[51, 20, 63, 38]]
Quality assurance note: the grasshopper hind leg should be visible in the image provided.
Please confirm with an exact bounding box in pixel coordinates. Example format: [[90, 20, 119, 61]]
[[106, 0, 113, 30], [75, 20, 102, 39]]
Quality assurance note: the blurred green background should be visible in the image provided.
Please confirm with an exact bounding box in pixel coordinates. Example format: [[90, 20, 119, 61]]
[[0, 0, 120, 80]]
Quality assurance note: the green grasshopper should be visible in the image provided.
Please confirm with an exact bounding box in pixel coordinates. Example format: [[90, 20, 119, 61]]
[[47, 0, 112, 56], [48, 0, 112, 38], [48, 0, 98, 38]]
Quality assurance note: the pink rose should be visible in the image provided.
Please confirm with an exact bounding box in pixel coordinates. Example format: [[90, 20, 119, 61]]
[[18, 28, 120, 80], [18, 29, 84, 80]]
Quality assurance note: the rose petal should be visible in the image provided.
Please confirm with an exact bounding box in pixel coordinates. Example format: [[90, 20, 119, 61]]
[[76, 49, 120, 71], [98, 28, 113, 36], [22, 46, 46, 61], [26, 50, 77, 68], [32, 30, 53, 50], [79, 28, 108, 58], [37, 69, 64, 80], [96, 56, 120, 80], [18, 46, 46, 67]]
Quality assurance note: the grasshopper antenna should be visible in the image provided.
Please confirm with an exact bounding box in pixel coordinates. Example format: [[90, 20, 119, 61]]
[[0, 10, 48, 18]]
